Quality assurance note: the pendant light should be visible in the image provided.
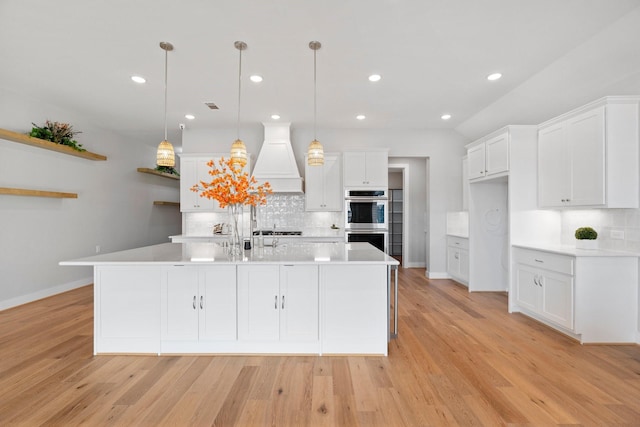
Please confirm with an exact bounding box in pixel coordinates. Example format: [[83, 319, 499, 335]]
[[307, 41, 324, 166], [230, 41, 248, 168], [156, 41, 175, 167]]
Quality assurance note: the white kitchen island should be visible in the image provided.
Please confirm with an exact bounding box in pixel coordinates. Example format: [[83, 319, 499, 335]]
[[61, 242, 398, 356]]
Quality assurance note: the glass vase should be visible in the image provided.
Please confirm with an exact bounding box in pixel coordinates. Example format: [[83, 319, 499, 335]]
[[227, 203, 243, 257]]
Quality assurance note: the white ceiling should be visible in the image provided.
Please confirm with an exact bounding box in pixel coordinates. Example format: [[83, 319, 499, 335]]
[[2, 0, 640, 147]]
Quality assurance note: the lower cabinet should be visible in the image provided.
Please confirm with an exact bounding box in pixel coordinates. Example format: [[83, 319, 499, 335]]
[[513, 260, 574, 330], [94, 263, 389, 354], [95, 266, 161, 354], [237, 264, 319, 343], [161, 265, 237, 345], [446, 236, 469, 285], [320, 264, 388, 355], [511, 247, 638, 343]]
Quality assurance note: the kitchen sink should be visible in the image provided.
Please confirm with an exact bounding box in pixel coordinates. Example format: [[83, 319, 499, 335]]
[[252, 230, 302, 236]]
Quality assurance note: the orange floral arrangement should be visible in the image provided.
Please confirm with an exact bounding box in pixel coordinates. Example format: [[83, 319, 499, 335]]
[[191, 157, 272, 208]]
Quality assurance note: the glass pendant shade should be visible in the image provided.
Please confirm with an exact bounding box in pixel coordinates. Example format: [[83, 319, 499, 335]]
[[230, 138, 247, 167], [307, 139, 324, 166], [157, 140, 175, 167]]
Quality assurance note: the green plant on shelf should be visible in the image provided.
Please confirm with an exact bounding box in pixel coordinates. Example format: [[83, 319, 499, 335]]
[[155, 165, 180, 176], [30, 120, 85, 152], [575, 226, 598, 240]]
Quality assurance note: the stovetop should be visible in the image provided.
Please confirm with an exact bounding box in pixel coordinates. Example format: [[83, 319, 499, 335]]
[[252, 230, 303, 236]]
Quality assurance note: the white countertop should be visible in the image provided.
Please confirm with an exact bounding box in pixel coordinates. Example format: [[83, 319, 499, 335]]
[[60, 242, 399, 266], [512, 243, 640, 257]]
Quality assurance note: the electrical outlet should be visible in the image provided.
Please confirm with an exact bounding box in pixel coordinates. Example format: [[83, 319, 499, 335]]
[[610, 230, 625, 240], [95, 245, 101, 253]]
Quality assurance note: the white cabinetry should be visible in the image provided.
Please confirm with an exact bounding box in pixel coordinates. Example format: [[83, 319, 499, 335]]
[[511, 247, 638, 343], [343, 151, 388, 187], [180, 154, 251, 212], [446, 236, 469, 286], [538, 97, 639, 208], [161, 265, 237, 347], [305, 153, 342, 211], [237, 264, 319, 344], [94, 266, 161, 354], [467, 131, 509, 181], [321, 264, 387, 355], [512, 249, 574, 330]]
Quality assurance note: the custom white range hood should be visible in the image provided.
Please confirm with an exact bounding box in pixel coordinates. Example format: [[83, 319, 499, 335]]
[[252, 122, 304, 193]]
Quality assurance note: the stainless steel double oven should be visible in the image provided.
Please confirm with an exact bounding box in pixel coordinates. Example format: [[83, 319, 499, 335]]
[[344, 189, 388, 252]]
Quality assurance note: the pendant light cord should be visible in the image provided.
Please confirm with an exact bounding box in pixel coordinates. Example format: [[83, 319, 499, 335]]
[[237, 46, 242, 141], [163, 47, 168, 141], [313, 47, 317, 141]]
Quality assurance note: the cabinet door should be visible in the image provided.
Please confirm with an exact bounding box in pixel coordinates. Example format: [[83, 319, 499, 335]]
[[199, 266, 237, 341], [343, 152, 367, 186], [538, 123, 570, 207], [305, 158, 325, 210], [459, 249, 469, 283], [279, 265, 319, 342], [237, 265, 280, 341], [447, 246, 461, 278], [180, 158, 216, 212], [485, 132, 509, 176], [162, 267, 199, 341], [540, 271, 574, 330], [567, 106, 605, 206], [322, 155, 343, 210], [196, 159, 223, 212], [364, 151, 389, 187], [180, 158, 200, 212], [514, 264, 540, 312], [467, 144, 486, 180]]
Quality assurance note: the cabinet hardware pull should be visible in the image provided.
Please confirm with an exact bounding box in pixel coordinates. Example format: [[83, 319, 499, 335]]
[[193, 296, 196, 309], [282, 295, 285, 309], [274, 295, 278, 309], [534, 259, 544, 263], [200, 295, 203, 309]]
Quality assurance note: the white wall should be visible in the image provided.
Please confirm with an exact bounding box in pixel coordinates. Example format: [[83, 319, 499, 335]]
[[0, 88, 181, 309], [183, 126, 467, 275]]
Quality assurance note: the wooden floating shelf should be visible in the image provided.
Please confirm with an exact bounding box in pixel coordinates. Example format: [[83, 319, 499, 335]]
[[137, 168, 180, 180], [0, 187, 78, 199], [153, 201, 180, 207], [0, 128, 107, 161]]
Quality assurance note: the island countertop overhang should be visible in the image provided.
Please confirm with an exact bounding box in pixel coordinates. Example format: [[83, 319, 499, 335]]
[[60, 242, 400, 266]]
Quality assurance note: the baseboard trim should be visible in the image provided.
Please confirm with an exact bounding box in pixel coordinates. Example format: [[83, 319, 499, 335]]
[[404, 262, 425, 268], [0, 277, 92, 311], [427, 271, 449, 279]]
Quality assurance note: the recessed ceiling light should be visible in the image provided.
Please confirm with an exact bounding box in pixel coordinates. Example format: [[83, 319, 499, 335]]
[[487, 73, 502, 81], [185, 114, 195, 120], [441, 114, 452, 120], [368, 74, 381, 82], [249, 75, 263, 83], [131, 75, 146, 83], [356, 115, 366, 120], [271, 114, 281, 120]]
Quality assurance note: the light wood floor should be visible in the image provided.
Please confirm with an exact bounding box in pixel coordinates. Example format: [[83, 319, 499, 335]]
[[1, 268, 639, 426]]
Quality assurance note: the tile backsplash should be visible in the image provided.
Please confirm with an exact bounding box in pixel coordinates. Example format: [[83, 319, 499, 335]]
[[561, 209, 640, 252], [185, 194, 343, 235]]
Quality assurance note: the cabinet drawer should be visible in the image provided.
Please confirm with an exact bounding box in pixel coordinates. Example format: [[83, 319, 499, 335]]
[[447, 236, 469, 250], [513, 248, 574, 275]]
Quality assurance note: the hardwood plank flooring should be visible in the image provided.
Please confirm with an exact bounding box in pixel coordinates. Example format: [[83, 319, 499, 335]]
[[1, 268, 639, 426]]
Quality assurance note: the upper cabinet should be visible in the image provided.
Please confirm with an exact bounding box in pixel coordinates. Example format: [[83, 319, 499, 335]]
[[466, 131, 509, 181], [305, 153, 342, 211], [180, 154, 251, 213], [538, 96, 639, 209], [343, 151, 388, 188]]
